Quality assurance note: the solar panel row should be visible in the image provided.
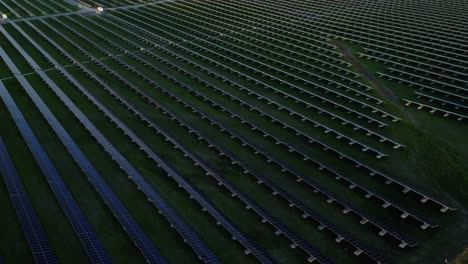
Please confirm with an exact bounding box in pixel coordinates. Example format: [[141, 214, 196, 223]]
[[76, 16, 380, 261], [97, 23, 418, 246], [73, 13, 391, 263], [285, 0, 466, 119], [133, 2, 455, 212], [71, 51, 332, 263], [0, 0, 462, 263], [120, 7, 388, 129], [56, 19, 325, 261], [175, 148, 333, 264], [155, 0, 456, 212], [106, 5, 452, 224], [62, 13, 389, 263], [4, 20, 220, 264], [29, 17, 274, 264], [66, 12, 388, 263], [0, 46, 111, 264], [4, 23, 167, 264], [0, 137, 57, 264]]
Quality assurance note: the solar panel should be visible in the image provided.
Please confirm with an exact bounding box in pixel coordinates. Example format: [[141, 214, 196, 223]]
[[0, 137, 58, 264], [39, 16, 277, 263], [7, 22, 167, 264], [0, 47, 111, 264], [98, 46, 328, 263], [0, 1, 461, 263], [58, 16, 328, 262], [67, 13, 387, 262], [9, 20, 219, 264], [89, 56, 332, 262], [79, 17, 386, 260], [77, 17, 391, 262]]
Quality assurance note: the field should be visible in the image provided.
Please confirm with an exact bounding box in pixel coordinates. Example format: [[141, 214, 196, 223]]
[[0, 0, 467, 264]]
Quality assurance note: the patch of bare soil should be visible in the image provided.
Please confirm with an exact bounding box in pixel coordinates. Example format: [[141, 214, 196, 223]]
[[332, 40, 417, 123], [333, 40, 398, 102]]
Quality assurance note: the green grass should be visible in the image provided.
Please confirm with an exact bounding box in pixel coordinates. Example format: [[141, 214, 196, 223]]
[[339, 40, 468, 264]]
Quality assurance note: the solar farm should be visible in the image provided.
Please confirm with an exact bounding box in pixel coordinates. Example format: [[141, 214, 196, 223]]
[[0, 0, 467, 263]]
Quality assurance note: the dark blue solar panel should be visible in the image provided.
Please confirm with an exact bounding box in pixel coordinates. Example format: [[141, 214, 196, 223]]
[[11, 19, 219, 264], [51, 16, 276, 263], [130, 2, 456, 212], [0, 137, 58, 264], [0, 46, 111, 263], [57, 14, 334, 263], [87, 12, 389, 263], [7, 22, 167, 264]]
